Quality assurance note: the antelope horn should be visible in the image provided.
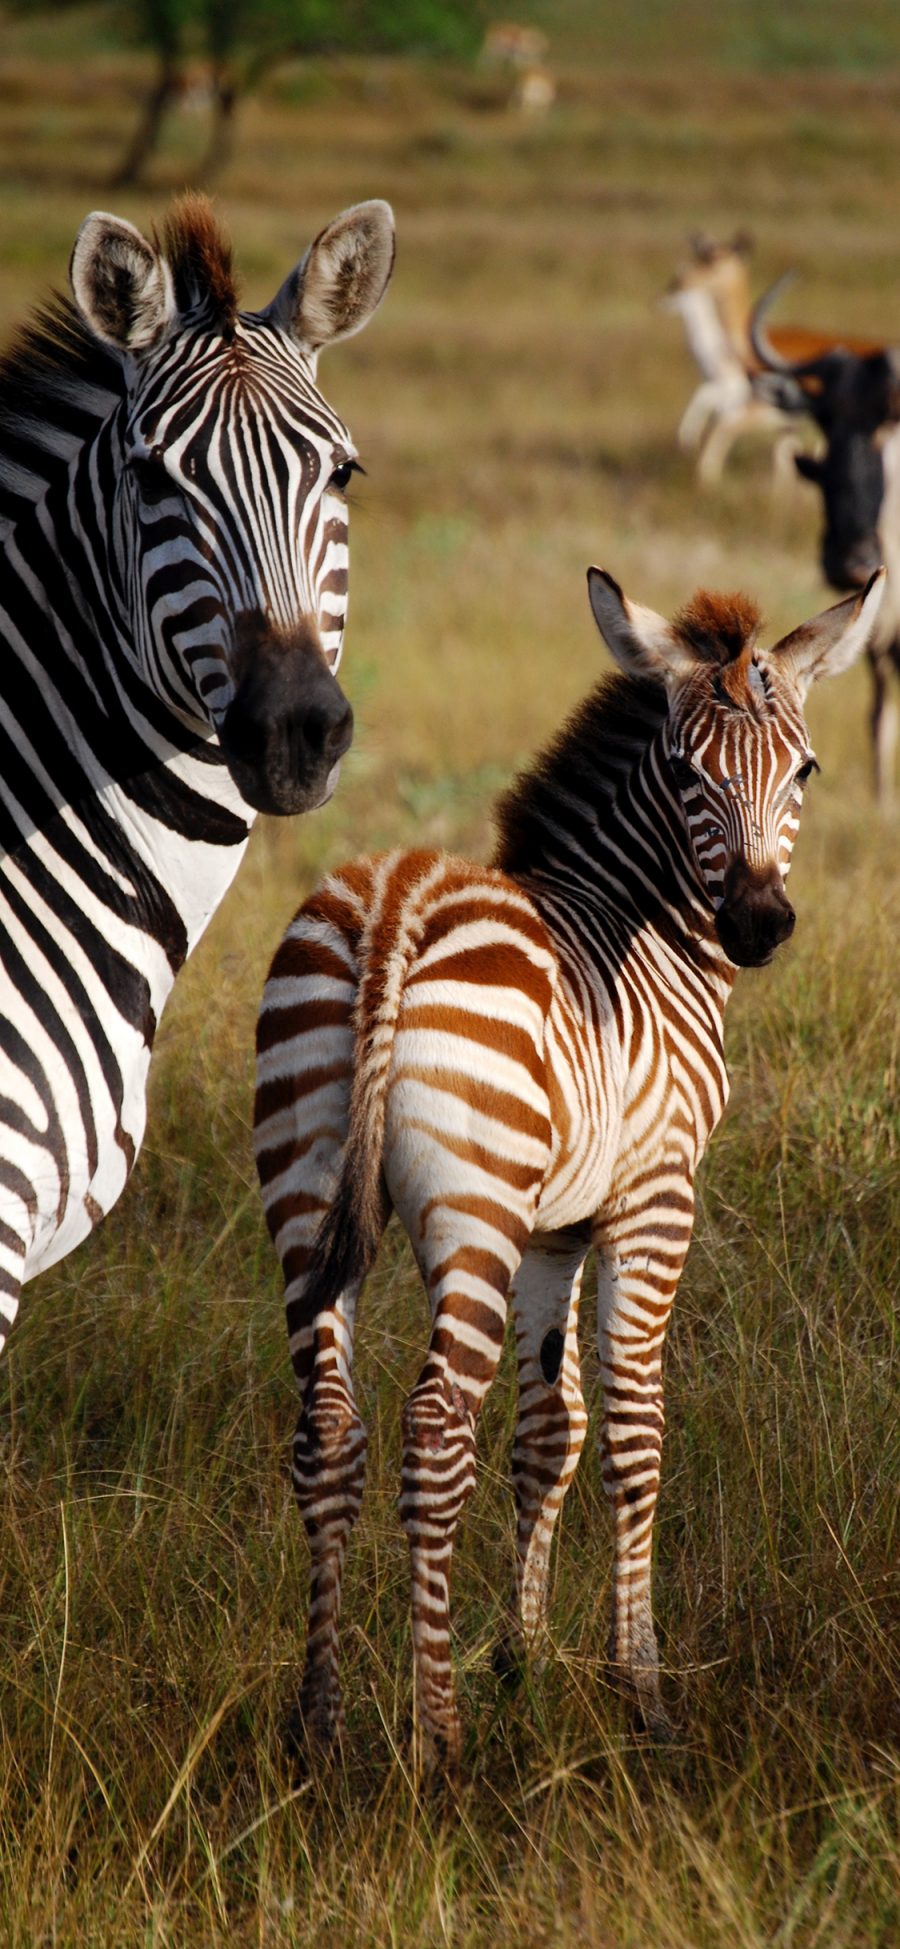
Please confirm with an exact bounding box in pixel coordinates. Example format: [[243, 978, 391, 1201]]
[[750, 272, 833, 380]]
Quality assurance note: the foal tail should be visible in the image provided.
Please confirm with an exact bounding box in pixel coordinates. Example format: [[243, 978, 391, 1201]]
[[304, 851, 447, 1309]]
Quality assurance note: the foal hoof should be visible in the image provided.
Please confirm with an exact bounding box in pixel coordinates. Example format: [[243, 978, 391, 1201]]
[[491, 1637, 525, 1689], [634, 1697, 679, 1746], [605, 1660, 678, 1746], [412, 1719, 463, 1790], [283, 1694, 344, 1772]]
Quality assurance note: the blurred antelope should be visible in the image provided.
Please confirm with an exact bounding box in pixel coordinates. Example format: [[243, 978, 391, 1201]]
[[482, 21, 548, 66], [663, 232, 806, 484], [482, 20, 555, 115], [665, 232, 886, 487]]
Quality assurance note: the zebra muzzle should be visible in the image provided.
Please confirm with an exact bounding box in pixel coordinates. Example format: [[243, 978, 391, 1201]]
[[220, 613, 353, 816]]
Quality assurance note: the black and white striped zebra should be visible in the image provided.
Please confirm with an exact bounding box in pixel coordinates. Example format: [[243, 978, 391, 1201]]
[[254, 564, 883, 1770], [0, 192, 394, 1340]]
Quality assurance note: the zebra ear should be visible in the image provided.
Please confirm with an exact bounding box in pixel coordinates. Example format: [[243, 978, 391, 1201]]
[[587, 568, 698, 687], [267, 201, 395, 367], [768, 568, 885, 697], [70, 213, 176, 354]]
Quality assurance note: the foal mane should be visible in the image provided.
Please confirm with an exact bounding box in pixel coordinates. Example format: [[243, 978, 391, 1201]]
[[492, 673, 668, 877]]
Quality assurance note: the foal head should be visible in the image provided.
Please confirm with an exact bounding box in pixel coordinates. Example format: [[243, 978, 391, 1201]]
[[587, 566, 885, 966]]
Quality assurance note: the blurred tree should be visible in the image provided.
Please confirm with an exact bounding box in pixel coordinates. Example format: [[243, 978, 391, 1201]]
[[12, 0, 485, 185], [10, 0, 485, 182], [113, 0, 191, 187]]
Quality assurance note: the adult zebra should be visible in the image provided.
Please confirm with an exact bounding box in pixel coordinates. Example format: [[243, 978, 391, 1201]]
[[0, 192, 394, 1341], [254, 563, 882, 1773]]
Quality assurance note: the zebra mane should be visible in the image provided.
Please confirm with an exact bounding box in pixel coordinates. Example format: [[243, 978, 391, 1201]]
[[155, 194, 238, 328], [492, 673, 669, 877], [0, 296, 123, 535], [0, 199, 237, 538]]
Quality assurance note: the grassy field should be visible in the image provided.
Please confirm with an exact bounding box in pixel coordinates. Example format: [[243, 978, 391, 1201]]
[[0, 4, 898, 1941]]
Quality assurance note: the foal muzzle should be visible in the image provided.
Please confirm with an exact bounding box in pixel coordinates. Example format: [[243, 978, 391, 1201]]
[[715, 861, 796, 968]]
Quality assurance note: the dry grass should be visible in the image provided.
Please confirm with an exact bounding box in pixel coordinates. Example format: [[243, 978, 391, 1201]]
[[0, 5, 898, 1942]]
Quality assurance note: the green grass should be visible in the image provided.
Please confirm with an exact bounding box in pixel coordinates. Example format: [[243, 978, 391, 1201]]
[[0, 6, 898, 1942]]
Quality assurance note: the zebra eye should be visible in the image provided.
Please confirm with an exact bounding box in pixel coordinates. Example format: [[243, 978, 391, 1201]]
[[329, 458, 363, 494], [796, 757, 819, 786], [130, 448, 178, 507]]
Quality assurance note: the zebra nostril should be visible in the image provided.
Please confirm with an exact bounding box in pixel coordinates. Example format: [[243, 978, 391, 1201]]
[[302, 696, 353, 761], [325, 697, 353, 760]]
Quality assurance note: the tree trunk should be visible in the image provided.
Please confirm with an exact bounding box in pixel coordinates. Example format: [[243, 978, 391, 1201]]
[[198, 67, 239, 183], [111, 56, 183, 189]]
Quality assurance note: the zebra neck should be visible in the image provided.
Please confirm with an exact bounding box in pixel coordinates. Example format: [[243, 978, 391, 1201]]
[[1, 486, 252, 977]]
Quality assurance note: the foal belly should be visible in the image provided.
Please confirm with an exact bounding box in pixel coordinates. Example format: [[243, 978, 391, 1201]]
[[534, 1122, 619, 1234], [533, 996, 623, 1233]]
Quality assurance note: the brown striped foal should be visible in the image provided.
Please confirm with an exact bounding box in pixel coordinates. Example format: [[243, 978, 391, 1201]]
[[254, 566, 883, 1775]]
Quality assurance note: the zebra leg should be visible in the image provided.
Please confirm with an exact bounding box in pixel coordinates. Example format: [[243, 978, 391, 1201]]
[[495, 1227, 589, 1674], [595, 1200, 693, 1738]]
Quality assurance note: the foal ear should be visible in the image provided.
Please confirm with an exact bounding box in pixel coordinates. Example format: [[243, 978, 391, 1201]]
[[769, 568, 885, 696], [266, 201, 395, 367], [587, 568, 698, 686], [70, 213, 176, 354]]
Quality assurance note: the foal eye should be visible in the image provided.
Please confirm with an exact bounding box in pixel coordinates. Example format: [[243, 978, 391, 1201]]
[[670, 753, 697, 791], [796, 757, 820, 786], [329, 459, 363, 494]]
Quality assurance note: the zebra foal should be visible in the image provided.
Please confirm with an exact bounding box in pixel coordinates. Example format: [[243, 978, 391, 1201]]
[[254, 564, 883, 1772], [0, 192, 393, 1339]]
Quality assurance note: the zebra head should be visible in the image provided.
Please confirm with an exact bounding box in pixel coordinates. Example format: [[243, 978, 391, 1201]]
[[587, 566, 885, 967], [68, 196, 395, 815]]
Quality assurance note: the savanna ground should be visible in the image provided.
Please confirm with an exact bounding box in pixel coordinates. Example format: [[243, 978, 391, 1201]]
[[0, 2, 898, 1940]]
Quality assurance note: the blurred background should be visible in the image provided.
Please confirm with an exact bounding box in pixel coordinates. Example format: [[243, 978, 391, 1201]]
[[0, 4, 897, 1942], [3, 0, 900, 809]]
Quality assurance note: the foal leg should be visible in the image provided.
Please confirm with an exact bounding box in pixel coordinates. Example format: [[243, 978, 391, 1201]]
[[595, 1186, 694, 1737], [385, 916, 554, 1774], [290, 1258, 385, 1749], [399, 1239, 522, 1777], [496, 1227, 589, 1672], [255, 885, 380, 1751], [269, 1195, 380, 1750]]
